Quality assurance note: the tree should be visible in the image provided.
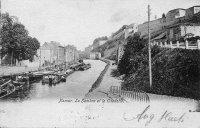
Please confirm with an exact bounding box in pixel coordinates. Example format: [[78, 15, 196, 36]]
[[1, 13, 40, 65], [162, 13, 166, 18], [117, 32, 146, 75]]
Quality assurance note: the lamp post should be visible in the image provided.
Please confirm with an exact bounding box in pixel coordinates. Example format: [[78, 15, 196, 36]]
[[148, 5, 152, 89], [0, 0, 2, 66], [0, 45, 2, 66]]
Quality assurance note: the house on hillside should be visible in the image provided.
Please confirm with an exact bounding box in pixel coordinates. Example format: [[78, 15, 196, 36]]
[[90, 53, 96, 60], [166, 8, 186, 22], [124, 23, 138, 39], [166, 23, 200, 41], [90, 52, 101, 60], [139, 5, 200, 43], [185, 6, 200, 19], [164, 6, 200, 41]]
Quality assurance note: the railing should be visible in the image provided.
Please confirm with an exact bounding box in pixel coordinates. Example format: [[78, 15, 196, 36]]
[[152, 40, 200, 50], [109, 86, 150, 102]]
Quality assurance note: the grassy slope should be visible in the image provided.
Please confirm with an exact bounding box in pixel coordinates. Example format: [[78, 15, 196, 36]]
[[122, 47, 200, 100], [92, 35, 126, 61]]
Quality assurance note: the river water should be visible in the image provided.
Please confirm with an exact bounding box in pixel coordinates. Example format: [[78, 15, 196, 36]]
[[0, 60, 199, 127], [0, 60, 106, 101]]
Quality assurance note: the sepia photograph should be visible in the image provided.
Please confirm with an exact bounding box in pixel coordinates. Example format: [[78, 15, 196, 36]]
[[0, 0, 200, 127]]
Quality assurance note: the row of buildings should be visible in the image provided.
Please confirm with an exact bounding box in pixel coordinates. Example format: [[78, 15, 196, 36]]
[[116, 5, 200, 63], [13, 41, 79, 68], [138, 6, 200, 42], [83, 23, 139, 60], [108, 5, 200, 43], [84, 5, 200, 61], [113, 5, 200, 43], [37, 41, 79, 67]]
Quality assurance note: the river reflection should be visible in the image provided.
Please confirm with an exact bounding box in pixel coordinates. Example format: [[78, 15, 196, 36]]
[[1, 81, 40, 102], [0, 60, 107, 102]]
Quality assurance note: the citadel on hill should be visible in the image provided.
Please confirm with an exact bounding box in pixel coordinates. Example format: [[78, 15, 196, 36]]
[[85, 5, 200, 60]]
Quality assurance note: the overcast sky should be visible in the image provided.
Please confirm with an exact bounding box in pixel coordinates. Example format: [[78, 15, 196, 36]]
[[2, 0, 200, 50]]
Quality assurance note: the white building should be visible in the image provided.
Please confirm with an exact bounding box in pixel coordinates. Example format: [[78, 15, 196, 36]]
[[65, 45, 79, 64], [90, 52, 101, 60], [124, 23, 138, 39], [37, 44, 51, 66], [90, 53, 96, 60], [185, 6, 200, 19], [166, 8, 186, 22]]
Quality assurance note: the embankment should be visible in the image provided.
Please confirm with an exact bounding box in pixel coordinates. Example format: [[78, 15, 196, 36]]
[[122, 47, 200, 100], [88, 58, 110, 92]]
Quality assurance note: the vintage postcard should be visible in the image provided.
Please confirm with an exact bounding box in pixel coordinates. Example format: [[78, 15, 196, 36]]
[[0, 0, 200, 127]]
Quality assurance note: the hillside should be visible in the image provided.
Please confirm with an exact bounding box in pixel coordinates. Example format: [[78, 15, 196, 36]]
[[92, 26, 127, 60], [122, 46, 200, 100]]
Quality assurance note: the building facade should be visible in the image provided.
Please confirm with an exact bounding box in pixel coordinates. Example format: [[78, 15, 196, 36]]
[[124, 23, 138, 39], [57, 46, 65, 65], [138, 5, 200, 42], [166, 8, 186, 22], [37, 44, 51, 66], [117, 44, 125, 63], [167, 24, 200, 41], [65, 45, 79, 64], [39, 41, 64, 65], [37, 42, 79, 66], [90, 52, 101, 60], [185, 6, 200, 19]]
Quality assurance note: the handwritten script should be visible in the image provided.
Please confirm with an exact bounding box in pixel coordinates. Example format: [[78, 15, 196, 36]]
[[123, 105, 186, 126]]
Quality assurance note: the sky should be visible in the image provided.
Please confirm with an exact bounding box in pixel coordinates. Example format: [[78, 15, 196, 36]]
[[2, 0, 200, 50]]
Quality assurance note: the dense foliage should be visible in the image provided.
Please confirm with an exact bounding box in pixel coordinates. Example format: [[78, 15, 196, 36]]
[[93, 36, 108, 45], [0, 13, 40, 64], [111, 25, 128, 38], [118, 33, 200, 99], [117, 32, 146, 75]]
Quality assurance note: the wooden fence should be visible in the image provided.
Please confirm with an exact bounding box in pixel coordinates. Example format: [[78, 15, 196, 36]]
[[152, 40, 200, 50], [109, 86, 150, 102]]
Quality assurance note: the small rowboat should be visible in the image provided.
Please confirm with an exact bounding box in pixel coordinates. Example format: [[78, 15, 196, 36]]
[[59, 74, 67, 82], [12, 81, 26, 90], [42, 74, 61, 85], [12, 81, 26, 86], [65, 69, 74, 75], [0, 80, 16, 99], [79, 63, 91, 71]]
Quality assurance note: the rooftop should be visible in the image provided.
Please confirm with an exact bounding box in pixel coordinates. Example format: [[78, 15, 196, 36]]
[[187, 5, 200, 9], [167, 8, 186, 13]]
